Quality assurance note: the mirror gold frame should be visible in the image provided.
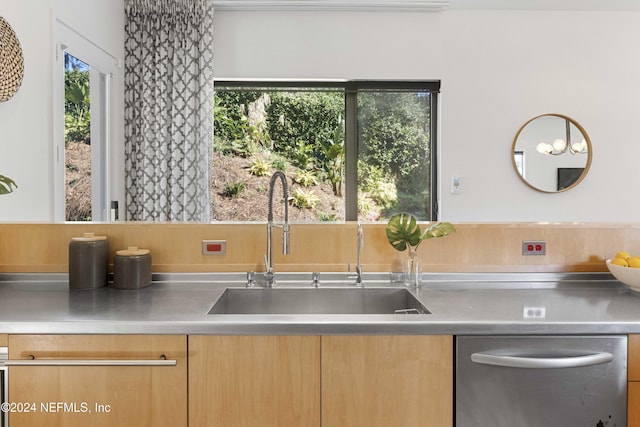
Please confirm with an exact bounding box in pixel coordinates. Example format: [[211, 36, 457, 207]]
[[511, 113, 593, 193]]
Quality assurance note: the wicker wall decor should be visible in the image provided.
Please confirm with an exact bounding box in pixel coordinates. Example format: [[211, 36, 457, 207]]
[[0, 16, 24, 102]]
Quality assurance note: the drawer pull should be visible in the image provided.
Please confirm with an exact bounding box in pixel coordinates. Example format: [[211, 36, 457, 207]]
[[5, 359, 176, 366]]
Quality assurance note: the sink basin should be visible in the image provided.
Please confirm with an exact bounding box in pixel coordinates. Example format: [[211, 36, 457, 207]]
[[207, 287, 430, 315]]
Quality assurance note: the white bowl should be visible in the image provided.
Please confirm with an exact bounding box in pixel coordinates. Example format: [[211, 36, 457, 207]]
[[606, 259, 640, 291]]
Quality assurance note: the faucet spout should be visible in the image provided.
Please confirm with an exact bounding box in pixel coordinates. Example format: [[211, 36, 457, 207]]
[[355, 223, 364, 285], [265, 171, 290, 287]]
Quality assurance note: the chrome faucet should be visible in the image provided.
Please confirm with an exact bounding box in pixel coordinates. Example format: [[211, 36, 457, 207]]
[[264, 171, 290, 287], [354, 223, 364, 286]]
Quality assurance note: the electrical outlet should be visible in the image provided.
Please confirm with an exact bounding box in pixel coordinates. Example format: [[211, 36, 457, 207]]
[[523, 306, 546, 319], [202, 240, 226, 255], [522, 240, 546, 256]]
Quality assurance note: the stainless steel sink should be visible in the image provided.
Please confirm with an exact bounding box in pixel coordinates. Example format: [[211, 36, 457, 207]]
[[207, 287, 430, 315]]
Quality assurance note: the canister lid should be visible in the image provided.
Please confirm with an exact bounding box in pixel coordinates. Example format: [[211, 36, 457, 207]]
[[116, 246, 150, 256], [71, 232, 107, 242]]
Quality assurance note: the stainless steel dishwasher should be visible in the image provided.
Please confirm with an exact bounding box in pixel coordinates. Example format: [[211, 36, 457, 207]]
[[456, 336, 627, 427]]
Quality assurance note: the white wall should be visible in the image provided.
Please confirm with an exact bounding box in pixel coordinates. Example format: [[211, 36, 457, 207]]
[[0, 0, 124, 221], [1, 5, 638, 222], [213, 9, 640, 222]]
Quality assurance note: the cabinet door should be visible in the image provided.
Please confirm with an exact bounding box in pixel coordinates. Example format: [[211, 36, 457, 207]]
[[630, 335, 640, 426], [322, 335, 453, 427], [630, 382, 640, 427], [630, 335, 640, 380], [8, 335, 187, 427], [189, 335, 320, 427]]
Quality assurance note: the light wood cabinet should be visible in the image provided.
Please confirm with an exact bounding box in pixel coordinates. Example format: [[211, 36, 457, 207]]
[[7, 334, 187, 427], [630, 382, 640, 427], [189, 335, 321, 427], [322, 335, 453, 427], [189, 335, 453, 427], [630, 335, 640, 426], [5, 334, 452, 426]]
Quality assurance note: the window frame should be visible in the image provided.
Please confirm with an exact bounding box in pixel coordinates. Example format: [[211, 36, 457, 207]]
[[213, 79, 440, 221], [53, 18, 116, 221]]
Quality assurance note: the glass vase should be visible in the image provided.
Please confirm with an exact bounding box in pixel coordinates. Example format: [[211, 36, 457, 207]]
[[404, 249, 422, 288]]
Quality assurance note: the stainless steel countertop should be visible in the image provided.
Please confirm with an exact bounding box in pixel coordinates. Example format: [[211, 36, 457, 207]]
[[0, 272, 638, 335]]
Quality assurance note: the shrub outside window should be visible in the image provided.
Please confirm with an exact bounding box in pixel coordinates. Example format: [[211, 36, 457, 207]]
[[213, 80, 439, 222]]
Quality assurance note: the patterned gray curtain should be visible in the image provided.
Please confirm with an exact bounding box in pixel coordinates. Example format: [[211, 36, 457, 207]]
[[124, 0, 214, 221]]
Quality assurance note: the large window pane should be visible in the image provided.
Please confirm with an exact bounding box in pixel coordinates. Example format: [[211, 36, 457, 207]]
[[64, 52, 92, 221], [213, 88, 346, 221], [357, 91, 433, 221]]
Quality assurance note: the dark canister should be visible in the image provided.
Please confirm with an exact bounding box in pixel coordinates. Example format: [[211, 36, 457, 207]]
[[68, 233, 109, 289], [113, 247, 152, 290]]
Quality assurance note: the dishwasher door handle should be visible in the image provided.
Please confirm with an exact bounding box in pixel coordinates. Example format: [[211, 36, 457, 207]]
[[470, 351, 614, 369]]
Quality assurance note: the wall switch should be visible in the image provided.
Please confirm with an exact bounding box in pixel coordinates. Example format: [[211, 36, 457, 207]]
[[202, 240, 226, 255], [522, 240, 546, 256], [451, 176, 462, 194]]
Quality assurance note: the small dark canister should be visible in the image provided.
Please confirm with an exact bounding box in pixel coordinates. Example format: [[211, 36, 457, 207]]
[[113, 247, 152, 290], [68, 233, 109, 290]]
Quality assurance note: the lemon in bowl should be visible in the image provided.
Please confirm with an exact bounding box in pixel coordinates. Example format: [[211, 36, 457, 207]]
[[611, 257, 628, 267], [606, 258, 640, 291]]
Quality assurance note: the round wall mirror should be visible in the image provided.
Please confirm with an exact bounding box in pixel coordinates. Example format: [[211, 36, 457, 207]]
[[511, 113, 592, 193]]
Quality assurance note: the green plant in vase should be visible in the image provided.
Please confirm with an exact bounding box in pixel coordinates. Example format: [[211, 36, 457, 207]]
[[385, 213, 455, 286], [0, 175, 17, 195]]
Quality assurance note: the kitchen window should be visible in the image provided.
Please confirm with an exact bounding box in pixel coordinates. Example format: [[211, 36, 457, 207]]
[[213, 80, 439, 222], [53, 18, 116, 222]]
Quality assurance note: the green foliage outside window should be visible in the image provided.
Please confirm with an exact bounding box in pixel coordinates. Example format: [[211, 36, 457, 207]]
[[267, 92, 344, 169], [65, 70, 90, 144], [358, 92, 431, 218], [248, 157, 271, 176], [213, 86, 433, 221]]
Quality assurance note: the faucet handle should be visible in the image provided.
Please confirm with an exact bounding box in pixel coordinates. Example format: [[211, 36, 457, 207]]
[[311, 272, 320, 288], [246, 271, 256, 288], [283, 223, 291, 255]]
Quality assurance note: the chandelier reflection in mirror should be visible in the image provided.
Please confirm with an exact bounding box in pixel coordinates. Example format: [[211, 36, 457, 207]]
[[511, 113, 593, 193], [535, 118, 588, 156]]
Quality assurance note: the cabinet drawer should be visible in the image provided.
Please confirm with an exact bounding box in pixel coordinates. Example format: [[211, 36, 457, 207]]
[[8, 335, 186, 359], [630, 335, 640, 380], [630, 382, 640, 427], [7, 335, 187, 427]]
